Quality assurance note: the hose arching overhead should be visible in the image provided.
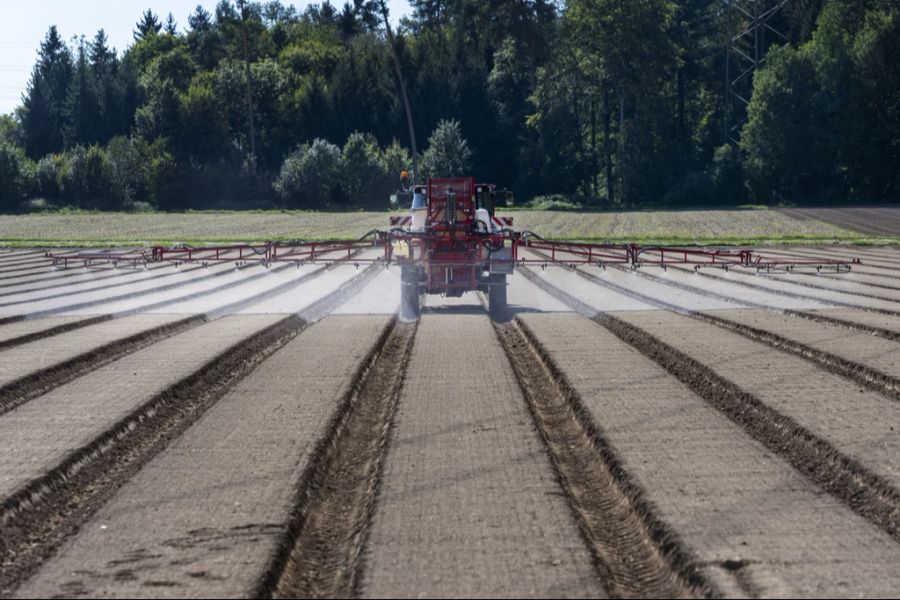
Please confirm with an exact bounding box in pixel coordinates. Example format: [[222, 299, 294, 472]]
[[379, 1, 419, 184]]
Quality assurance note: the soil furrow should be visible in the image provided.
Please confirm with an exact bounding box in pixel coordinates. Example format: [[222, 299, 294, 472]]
[[263, 319, 416, 599], [0, 315, 112, 350], [775, 269, 900, 293], [0, 264, 169, 299], [493, 317, 709, 599], [592, 268, 900, 398], [0, 315, 307, 597], [0, 264, 376, 597], [683, 266, 900, 316], [0, 263, 206, 308], [0, 265, 117, 289], [518, 266, 900, 542], [0, 315, 205, 416], [9, 262, 258, 319]]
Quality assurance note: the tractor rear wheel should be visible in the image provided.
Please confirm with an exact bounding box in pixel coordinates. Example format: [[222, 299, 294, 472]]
[[488, 274, 508, 321], [400, 267, 421, 321]]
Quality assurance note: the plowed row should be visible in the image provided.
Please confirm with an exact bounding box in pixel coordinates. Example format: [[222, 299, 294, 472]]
[[1, 245, 899, 598]]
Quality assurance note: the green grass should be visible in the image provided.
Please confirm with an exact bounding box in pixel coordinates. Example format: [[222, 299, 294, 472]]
[[0, 208, 896, 248]]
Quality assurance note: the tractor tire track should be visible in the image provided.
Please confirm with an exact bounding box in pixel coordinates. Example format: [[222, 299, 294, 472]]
[[493, 317, 710, 599], [0, 315, 204, 416], [262, 318, 416, 599], [0, 263, 377, 597], [519, 265, 900, 543]]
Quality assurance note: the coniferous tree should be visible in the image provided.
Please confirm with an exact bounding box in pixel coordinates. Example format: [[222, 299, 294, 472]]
[[19, 26, 73, 158], [134, 9, 162, 41]]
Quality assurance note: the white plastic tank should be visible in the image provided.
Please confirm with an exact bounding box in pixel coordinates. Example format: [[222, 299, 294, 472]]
[[475, 208, 492, 232], [410, 192, 427, 231]]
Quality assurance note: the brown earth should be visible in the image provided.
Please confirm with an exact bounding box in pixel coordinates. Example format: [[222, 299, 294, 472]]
[[780, 207, 900, 236], [1, 246, 900, 598]]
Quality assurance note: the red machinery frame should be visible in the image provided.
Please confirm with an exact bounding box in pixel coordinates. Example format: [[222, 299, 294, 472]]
[[46, 237, 859, 272]]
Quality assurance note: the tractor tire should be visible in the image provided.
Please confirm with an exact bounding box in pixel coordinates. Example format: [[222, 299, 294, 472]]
[[400, 267, 421, 321], [488, 274, 508, 321]]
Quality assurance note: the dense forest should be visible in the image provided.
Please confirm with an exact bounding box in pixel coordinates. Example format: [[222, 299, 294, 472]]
[[0, 0, 897, 211]]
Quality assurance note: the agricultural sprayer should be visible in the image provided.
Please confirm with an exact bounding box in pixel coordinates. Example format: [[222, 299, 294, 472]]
[[46, 176, 860, 321]]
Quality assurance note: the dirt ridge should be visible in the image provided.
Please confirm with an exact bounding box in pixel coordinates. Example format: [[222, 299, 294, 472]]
[[0, 316, 112, 351], [0, 315, 206, 417], [259, 318, 415, 599], [0, 262, 378, 597], [684, 265, 900, 317], [494, 317, 713, 599], [592, 267, 900, 399], [520, 265, 900, 542], [0, 315, 308, 597], [534, 257, 900, 395]]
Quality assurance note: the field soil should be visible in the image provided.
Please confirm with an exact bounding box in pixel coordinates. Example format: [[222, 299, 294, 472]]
[[360, 310, 604, 598], [520, 313, 900, 597], [780, 207, 900, 236], [15, 316, 391, 598], [2, 243, 900, 598]]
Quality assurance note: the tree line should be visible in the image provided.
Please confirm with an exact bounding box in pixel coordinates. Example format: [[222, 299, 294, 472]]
[[0, 0, 897, 212]]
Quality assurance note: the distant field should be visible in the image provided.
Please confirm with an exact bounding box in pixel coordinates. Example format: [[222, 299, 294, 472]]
[[0, 207, 896, 246], [779, 206, 900, 236]]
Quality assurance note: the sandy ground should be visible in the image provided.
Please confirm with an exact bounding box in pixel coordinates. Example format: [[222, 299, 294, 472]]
[[616, 311, 900, 489], [521, 313, 900, 597], [2, 245, 900, 598], [0, 314, 186, 387], [0, 315, 282, 500], [707, 309, 900, 374], [360, 309, 604, 598], [15, 316, 390, 599]]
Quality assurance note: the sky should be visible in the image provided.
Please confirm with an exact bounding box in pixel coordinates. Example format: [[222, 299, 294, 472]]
[[0, 0, 412, 116]]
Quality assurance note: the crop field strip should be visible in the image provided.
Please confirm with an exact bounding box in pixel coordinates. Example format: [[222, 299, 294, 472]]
[[519, 266, 900, 542], [0, 265, 385, 597], [14, 316, 397, 598], [358, 310, 607, 598], [527, 246, 900, 367], [0, 254, 367, 350], [0, 261, 175, 299], [571, 264, 900, 396], [620, 260, 900, 339], [516, 312, 900, 597], [533, 251, 900, 406], [0, 258, 383, 417], [0, 261, 216, 308], [2, 246, 900, 597], [492, 316, 706, 598]]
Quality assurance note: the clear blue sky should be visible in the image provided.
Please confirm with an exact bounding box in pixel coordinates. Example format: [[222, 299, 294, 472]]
[[0, 0, 412, 115]]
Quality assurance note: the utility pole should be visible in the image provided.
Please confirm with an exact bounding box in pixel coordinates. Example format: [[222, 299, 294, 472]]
[[723, 0, 790, 144], [237, 0, 257, 163], [379, 1, 419, 184]]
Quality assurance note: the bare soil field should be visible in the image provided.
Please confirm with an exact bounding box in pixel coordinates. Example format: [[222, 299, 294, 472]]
[[2, 244, 900, 598], [781, 206, 900, 236]]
